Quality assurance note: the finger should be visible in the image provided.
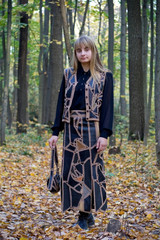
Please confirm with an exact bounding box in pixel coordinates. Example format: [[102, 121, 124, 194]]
[[52, 140, 56, 149], [97, 144, 102, 152], [97, 143, 106, 152], [97, 141, 102, 152], [96, 139, 100, 149], [49, 139, 55, 149]]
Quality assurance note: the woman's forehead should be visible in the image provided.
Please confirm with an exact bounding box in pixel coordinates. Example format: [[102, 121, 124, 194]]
[[75, 42, 90, 49]]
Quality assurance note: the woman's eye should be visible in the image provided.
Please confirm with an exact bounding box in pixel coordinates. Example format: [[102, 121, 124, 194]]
[[85, 47, 89, 51], [76, 49, 81, 53]]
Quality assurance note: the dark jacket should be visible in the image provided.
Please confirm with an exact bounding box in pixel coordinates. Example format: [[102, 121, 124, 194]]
[[52, 66, 114, 139]]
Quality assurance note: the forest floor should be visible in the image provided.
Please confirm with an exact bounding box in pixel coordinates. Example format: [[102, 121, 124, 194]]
[[0, 129, 160, 240]]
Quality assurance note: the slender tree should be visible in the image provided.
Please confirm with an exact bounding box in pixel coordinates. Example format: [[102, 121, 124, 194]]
[[108, 0, 114, 73], [142, 0, 149, 145], [68, 0, 74, 43], [127, 0, 144, 140], [47, 0, 63, 123], [79, 0, 90, 36], [98, 0, 103, 58], [0, 60, 3, 109], [60, 0, 72, 65], [120, 0, 126, 116], [0, 0, 6, 114], [108, 0, 115, 146], [12, 32, 18, 124], [17, 0, 28, 133], [42, 0, 49, 123], [0, 0, 12, 145], [144, 0, 154, 145], [38, 0, 43, 123], [155, 0, 160, 168]]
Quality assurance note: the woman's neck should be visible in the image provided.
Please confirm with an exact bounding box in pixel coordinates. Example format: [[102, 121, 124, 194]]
[[81, 63, 90, 72]]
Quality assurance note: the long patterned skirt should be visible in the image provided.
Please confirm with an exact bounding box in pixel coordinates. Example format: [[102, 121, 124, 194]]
[[61, 110, 107, 213]]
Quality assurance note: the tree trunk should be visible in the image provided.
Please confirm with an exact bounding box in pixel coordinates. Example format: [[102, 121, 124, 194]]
[[47, 0, 63, 124], [142, 0, 149, 145], [68, 0, 74, 43], [108, 0, 115, 146], [144, 0, 154, 145], [17, 0, 28, 133], [108, 0, 114, 73], [0, 60, 3, 109], [38, 0, 43, 124], [12, 35, 18, 125], [42, 0, 49, 123], [79, 0, 90, 36], [120, 0, 127, 116], [0, 0, 12, 145], [60, 0, 72, 65], [127, 0, 144, 141], [155, 0, 160, 168], [73, 0, 78, 36], [98, 0, 102, 59], [7, 94, 12, 129]]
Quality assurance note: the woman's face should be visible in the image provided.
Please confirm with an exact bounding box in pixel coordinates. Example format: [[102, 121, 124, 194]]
[[75, 44, 92, 64]]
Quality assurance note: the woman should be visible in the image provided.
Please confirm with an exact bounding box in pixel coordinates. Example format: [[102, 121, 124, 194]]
[[49, 35, 113, 230]]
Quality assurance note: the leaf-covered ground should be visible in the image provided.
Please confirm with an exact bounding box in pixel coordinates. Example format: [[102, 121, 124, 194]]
[[0, 129, 160, 240]]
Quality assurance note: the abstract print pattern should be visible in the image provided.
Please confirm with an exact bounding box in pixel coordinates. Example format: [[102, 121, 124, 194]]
[[61, 110, 107, 213]]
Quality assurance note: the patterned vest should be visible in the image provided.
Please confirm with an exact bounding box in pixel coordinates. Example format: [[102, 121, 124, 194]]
[[62, 68, 106, 123]]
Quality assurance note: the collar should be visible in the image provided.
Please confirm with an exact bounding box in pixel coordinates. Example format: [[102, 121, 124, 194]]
[[77, 63, 91, 78]]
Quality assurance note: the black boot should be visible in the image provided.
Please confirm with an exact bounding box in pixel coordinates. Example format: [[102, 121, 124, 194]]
[[77, 211, 89, 230], [87, 213, 95, 227]]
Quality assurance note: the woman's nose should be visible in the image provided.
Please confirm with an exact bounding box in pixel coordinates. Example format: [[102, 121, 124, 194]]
[[81, 50, 85, 55]]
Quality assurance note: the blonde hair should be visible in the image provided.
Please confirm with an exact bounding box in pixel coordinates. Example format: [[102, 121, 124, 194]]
[[72, 35, 106, 80]]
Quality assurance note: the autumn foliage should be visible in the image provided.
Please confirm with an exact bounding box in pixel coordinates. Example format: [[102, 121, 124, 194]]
[[0, 129, 159, 239]]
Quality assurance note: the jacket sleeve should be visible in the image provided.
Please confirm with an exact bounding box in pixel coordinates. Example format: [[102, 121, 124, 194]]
[[99, 72, 114, 139], [51, 75, 65, 136]]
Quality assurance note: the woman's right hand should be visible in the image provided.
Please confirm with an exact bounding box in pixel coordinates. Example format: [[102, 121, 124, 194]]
[[48, 135, 58, 149]]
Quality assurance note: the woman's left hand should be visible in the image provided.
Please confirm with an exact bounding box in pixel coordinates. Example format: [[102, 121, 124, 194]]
[[96, 137, 108, 152]]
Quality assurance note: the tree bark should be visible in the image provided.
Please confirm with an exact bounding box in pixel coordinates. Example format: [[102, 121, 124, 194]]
[[108, 0, 114, 73], [79, 0, 90, 36], [60, 0, 72, 65], [0, 60, 3, 109], [7, 94, 12, 129], [47, 0, 63, 124], [127, 0, 144, 140], [142, 0, 149, 145], [73, 0, 78, 36], [144, 0, 154, 145], [12, 34, 18, 124], [155, 0, 160, 168], [68, 0, 74, 43], [120, 0, 127, 116], [0, 0, 12, 145], [42, 0, 49, 123], [38, 0, 43, 123], [108, 0, 115, 146], [0, 0, 5, 113], [98, 0, 102, 58], [17, 0, 28, 133]]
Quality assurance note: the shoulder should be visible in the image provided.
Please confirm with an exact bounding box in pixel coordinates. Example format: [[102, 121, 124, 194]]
[[63, 67, 75, 82], [103, 68, 112, 75], [105, 70, 113, 81], [99, 69, 113, 83], [64, 67, 75, 75], [102, 70, 113, 88]]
